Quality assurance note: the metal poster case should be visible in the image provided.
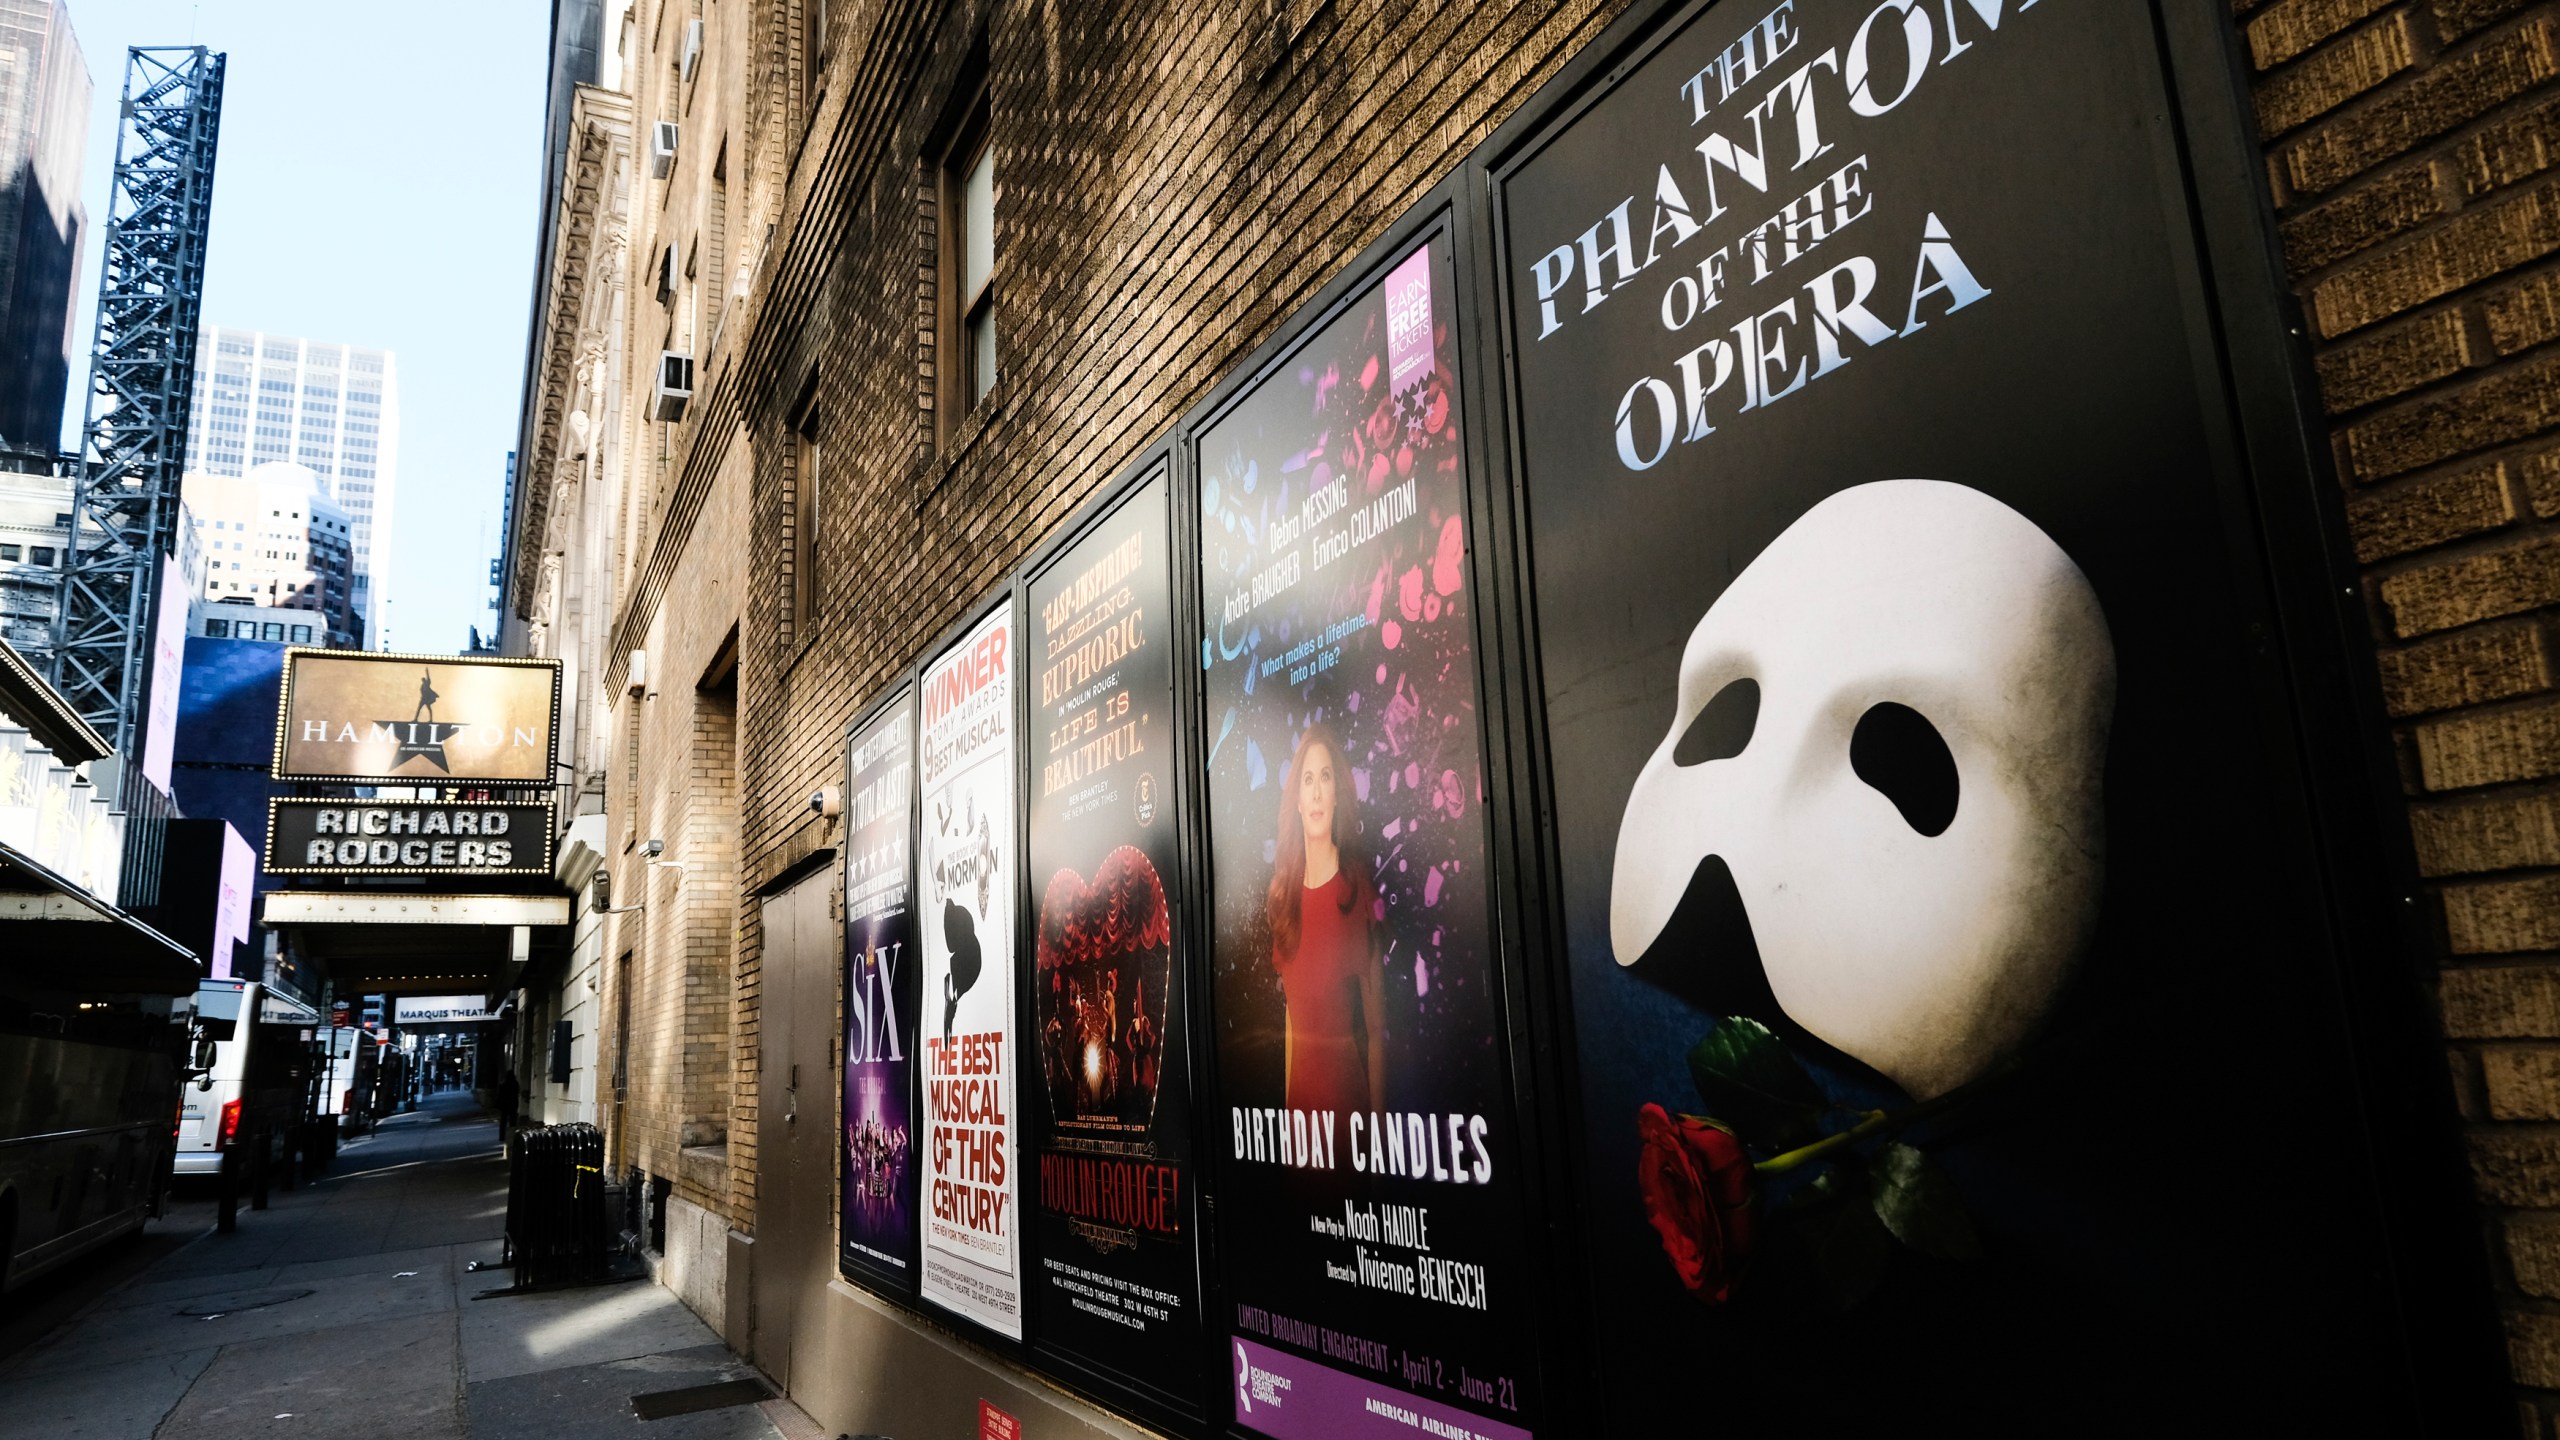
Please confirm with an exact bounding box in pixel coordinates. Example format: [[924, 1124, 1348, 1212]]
[[916, 603, 1025, 1338], [1195, 231, 1538, 1440], [1491, 0, 2464, 1429], [841, 686, 922, 1294], [1022, 466, 1201, 1408]]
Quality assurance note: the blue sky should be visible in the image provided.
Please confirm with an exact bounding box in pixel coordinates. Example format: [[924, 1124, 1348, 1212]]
[[60, 0, 550, 654]]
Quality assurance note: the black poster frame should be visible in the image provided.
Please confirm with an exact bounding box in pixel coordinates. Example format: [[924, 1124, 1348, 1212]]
[[1013, 442, 1213, 1432], [1170, 186, 1564, 1440], [838, 674, 924, 1302], [1450, 0, 2504, 1431]]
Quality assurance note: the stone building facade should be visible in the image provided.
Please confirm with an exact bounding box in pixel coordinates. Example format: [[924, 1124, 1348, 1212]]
[[504, 0, 2560, 1431]]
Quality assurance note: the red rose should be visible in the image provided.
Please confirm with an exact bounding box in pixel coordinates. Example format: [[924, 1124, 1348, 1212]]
[[1637, 1102, 1757, 1303]]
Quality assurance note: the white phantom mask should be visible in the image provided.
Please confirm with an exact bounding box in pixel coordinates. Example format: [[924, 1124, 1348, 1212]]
[[1610, 480, 2114, 1100]]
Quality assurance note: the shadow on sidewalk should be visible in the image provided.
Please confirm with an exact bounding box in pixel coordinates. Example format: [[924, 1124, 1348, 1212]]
[[0, 1093, 799, 1439]]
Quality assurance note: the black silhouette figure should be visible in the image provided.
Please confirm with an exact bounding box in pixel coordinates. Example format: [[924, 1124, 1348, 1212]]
[[413, 669, 441, 724], [943, 898, 981, 1043]]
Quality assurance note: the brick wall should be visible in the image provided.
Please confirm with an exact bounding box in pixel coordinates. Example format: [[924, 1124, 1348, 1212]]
[[2240, 0, 2560, 1424], [598, 446, 747, 1218], [727, 0, 1635, 867]]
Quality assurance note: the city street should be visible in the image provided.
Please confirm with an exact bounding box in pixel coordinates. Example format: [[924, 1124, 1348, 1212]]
[[0, 1094, 819, 1440]]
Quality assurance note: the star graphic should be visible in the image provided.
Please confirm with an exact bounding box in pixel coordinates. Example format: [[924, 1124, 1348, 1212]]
[[376, 720, 458, 773]]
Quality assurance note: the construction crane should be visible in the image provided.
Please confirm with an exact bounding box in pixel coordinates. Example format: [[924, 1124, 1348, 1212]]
[[48, 45, 224, 768]]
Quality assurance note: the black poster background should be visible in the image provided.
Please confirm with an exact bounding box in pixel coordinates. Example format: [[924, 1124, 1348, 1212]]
[[841, 689, 921, 1292], [1196, 233, 1539, 1437], [1501, 0, 2417, 1431], [1023, 470, 1202, 1402]]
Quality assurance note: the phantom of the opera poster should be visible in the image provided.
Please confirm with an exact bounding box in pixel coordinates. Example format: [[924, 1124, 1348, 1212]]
[[1499, 0, 2425, 1429]]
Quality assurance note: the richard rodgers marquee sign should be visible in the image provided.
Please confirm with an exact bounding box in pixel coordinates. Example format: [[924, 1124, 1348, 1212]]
[[272, 650, 561, 784], [264, 798, 555, 876]]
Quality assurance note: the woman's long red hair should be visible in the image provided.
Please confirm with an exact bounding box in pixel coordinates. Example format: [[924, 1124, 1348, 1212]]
[[1268, 723, 1359, 963]]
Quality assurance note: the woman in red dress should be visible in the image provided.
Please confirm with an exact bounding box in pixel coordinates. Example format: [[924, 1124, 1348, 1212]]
[[1266, 724, 1386, 1115]]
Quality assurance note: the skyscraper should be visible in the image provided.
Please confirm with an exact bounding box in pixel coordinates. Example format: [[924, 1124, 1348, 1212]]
[[187, 327, 399, 641], [0, 0, 88, 456], [185, 461, 360, 648]]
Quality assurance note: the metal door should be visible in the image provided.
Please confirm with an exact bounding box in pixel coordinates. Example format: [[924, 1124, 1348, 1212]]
[[752, 868, 836, 1385]]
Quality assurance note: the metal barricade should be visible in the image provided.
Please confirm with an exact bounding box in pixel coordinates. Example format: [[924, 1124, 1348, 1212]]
[[502, 1122, 609, 1289]]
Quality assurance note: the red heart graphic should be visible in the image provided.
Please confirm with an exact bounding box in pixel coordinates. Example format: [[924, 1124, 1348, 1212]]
[[1036, 845, 1173, 1132]]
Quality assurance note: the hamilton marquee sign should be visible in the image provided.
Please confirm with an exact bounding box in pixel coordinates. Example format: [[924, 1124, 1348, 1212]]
[[263, 798, 556, 877], [271, 650, 562, 785]]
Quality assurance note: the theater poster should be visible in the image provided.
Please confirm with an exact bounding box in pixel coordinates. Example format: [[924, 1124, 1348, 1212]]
[[917, 606, 1024, 1338], [1195, 233, 1538, 1440], [1023, 468, 1201, 1404], [1499, 0, 2427, 1430], [841, 688, 920, 1293]]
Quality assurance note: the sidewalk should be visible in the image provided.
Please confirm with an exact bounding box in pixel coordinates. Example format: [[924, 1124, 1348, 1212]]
[[0, 1092, 823, 1440]]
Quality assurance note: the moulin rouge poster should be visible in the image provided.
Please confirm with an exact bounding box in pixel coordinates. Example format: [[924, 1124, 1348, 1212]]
[[1023, 469, 1201, 1404], [1195, 235, 1538, 1440], [917, 606, 1024, 1338], [841, 689, 920, 1293]]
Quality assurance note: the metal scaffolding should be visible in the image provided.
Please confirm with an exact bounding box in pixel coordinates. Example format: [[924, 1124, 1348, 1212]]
[[48, 46, 223, 758]]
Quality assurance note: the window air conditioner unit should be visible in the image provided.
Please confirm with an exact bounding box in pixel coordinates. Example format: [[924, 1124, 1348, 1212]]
[[652, 351, 695, 422], [657, 243, 678, 304], [651, 121, 679, 178], [681, 19, 703, 84], [626, 649, 648, 696]]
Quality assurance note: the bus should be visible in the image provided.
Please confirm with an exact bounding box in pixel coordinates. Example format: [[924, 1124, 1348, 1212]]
[[174, 980, 320, 1179], [0, 982, 190, 1294]]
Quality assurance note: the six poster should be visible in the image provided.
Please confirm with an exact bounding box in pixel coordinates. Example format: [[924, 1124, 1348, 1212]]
[[840, 688, 919, 1292]]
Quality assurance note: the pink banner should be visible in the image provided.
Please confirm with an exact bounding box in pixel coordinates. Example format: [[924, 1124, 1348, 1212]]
[[1232, 1338, 1531, 1440], [1384, 245, 1435, 394]]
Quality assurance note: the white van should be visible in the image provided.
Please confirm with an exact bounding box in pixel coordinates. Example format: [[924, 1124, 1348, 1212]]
[[318, 1024, 363, 1132], [175, 980, 321, 1178]]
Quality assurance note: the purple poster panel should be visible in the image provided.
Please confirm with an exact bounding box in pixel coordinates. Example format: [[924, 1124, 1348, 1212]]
[[841, 688, 920, 1291], [1195, 233, 1539, 1438], [1025, 469, 1201, 1404]]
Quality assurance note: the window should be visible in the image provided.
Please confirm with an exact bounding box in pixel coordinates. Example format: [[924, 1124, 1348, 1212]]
[[205, 619, 228, 637], [31, 546, 53, 566], [707, 141, 730, 333], [0, 545, 17, 561], [613, 951, 633, 1100], [792, 383, 821, 631], [262, 622, 285, 641], [957, 136, 995, 408], [937, 79, 995, 442], [291, 625, 312, 643], [803, 0, 828, 104]]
